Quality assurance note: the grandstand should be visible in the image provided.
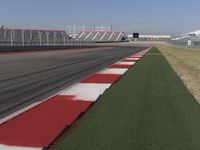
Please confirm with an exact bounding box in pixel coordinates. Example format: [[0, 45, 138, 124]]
[[0, 28, 69, 46], [76, 31, 125, 42], [181, 30, 200, 39], [172, 30, 200, 47], [0, 25, 125, 46], [66, 25, 125, 42]]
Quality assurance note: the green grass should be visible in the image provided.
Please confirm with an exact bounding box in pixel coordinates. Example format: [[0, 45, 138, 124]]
[[51, 48, 200, 150], [158, 46, 200, 101]]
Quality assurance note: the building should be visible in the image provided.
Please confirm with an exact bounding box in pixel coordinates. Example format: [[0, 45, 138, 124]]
[[181, 30, 200, 39], [177, 30, 200, 47], [127, 34, 171, 40]]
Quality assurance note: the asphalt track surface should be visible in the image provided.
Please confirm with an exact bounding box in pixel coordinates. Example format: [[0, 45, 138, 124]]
[[0, 47, 141, 118]]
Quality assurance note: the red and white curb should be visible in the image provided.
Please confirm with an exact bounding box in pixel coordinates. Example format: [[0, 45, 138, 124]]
[[0, 47, 151, 150], [60, 83, 111, 102]]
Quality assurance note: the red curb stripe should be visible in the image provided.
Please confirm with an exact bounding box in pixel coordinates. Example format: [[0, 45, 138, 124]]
[[109, 64, 133, 69], [0, 96, 92, 147], [81, 74, 121, 84]]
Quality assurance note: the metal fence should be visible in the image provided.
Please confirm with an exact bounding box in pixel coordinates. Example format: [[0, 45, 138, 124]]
[[65, 25, 113, 38], [0, 28, 94, 47], [169, 39, 200, 49], [192, 40, 200, 46]]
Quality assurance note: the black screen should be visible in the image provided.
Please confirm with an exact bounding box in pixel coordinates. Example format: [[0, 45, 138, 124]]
[[133, 33, 139, 38]]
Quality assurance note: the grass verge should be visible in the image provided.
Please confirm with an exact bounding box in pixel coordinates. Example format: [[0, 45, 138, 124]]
[[158, 46, 200, 101], [51, 47, 200, 150]]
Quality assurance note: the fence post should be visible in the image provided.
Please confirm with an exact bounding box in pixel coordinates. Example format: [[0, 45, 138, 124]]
[[63, 36, 66, 46], [22, 30, 25, 46], [10, 29, 13, 46], [53, 31, 56, 46], [46, 31, 49, 46], [38, 31, 42, 46]]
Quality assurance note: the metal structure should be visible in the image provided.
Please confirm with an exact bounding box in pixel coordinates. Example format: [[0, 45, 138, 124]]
[[172, 30, 200, 47], [181, 30, 200, 40], [0, 28, 60, 46], [66, 25, 124, 42], [76, 31, 125, 42], [65, 25, 112, 36], [0, 28, 94, 47], [0, 25, 125, 46]]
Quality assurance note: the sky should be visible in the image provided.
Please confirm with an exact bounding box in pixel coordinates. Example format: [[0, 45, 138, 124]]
[[0, 0, 200, 36]]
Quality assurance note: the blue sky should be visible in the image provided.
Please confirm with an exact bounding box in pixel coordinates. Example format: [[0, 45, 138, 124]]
[[0, 0, 200, 36]]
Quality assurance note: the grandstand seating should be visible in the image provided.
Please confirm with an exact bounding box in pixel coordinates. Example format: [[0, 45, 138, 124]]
[[0, 27, 126, 46], [76, 31, 125, 42], [0, 29, 70, 46]]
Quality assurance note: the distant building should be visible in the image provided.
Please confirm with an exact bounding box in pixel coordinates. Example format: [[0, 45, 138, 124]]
[[180, 30, 200, 40], [176, 30, 200, 47], [127, 34, 171, 40]]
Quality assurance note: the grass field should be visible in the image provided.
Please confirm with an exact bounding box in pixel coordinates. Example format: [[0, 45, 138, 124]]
[[51, 47, 200, 150], [159, 46, 200, 101]]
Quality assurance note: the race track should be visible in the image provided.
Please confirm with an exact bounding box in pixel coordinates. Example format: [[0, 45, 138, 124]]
[[0, 47, 141, 118]]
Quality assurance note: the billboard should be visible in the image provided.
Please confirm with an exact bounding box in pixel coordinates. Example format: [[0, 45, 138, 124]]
[[133, 33, 139, 38]]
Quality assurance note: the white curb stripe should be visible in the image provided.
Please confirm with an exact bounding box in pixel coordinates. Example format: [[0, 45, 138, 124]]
[[117, 62, 136, 65], [0, 144, 42, 150], [130, 55, 142, 58], [98, 68, 128, 75], [125, 58, 140, 61], [60, 83, 111, 102]]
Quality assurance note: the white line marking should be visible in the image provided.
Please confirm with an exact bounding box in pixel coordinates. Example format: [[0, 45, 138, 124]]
[[98, 68, 128, 75], [0, 83, 78, 125], [125, 58, 140, 61], [130, 55, 143, 58], [0, 144, 42, 150], [60, 83, 111, 101], [117, 62, 136, 65], [0, 101, 43, 125]]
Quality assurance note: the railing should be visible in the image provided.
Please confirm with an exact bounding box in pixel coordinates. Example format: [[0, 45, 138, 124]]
[[0, 28, 94, 47], [65, 25, 113, 38]]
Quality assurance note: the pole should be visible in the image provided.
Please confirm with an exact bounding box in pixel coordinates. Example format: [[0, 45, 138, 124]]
[[74, 24, 76, 36], [10, 29, 13, 46], [22, 30, 25, 46]]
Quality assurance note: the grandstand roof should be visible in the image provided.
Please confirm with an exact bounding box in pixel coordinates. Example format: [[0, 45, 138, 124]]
[[186, 30, 200, 35]]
